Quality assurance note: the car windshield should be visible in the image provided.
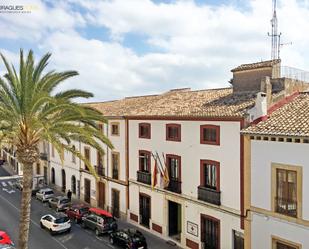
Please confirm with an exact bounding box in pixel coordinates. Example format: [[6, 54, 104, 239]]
[[80, 207, 89, 214], [55, 217, 69, 224], [60, 199, 69, 204], [45, 191, 53, 195]]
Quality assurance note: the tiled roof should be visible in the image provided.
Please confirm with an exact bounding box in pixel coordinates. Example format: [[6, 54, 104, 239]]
[[231, 59, 281, 72], [242, 93, 309, 137], [87, 88, 257, 118]]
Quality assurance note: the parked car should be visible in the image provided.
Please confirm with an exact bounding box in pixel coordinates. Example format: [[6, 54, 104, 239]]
[[40, 214, 71, 235], [66, 205, 89, 223], [0, 244, 16, 249], [14, 176, 45, 196], [48, 196, 71, 212], [0, 231, 13, 245], [14, 179, 23, 191], [36, 188, 54, 202], [81, 208, 117, 236], [110, 229, 147, 249]]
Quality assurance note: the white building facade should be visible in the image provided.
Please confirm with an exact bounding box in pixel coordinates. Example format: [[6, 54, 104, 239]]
[[242, 93, 309, 249], [127, 117, 245, 249]]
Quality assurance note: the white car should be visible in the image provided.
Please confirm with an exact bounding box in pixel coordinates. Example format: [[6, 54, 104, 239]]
[[40, 214, 71, 235], [36, 188, 54, 202]]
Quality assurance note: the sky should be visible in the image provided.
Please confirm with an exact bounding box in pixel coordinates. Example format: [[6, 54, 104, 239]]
[[1, 0, 309, 102]]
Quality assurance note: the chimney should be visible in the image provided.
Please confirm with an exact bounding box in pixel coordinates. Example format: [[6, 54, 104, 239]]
[[247, 92, 267, 123], [231, 59, 281, 92]]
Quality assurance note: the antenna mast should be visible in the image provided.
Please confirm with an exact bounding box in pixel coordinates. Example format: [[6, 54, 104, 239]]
[[268, 0, 281, 60]]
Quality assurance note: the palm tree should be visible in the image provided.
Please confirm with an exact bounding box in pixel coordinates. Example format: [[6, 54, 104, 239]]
[[0, 50, 113, 249]]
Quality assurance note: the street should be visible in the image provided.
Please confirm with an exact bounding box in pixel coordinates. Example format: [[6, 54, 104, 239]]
[[0, 166, 177, 249]]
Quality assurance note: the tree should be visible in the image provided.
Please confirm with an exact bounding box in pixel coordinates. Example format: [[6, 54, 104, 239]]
[[0, 50, 113, 249]]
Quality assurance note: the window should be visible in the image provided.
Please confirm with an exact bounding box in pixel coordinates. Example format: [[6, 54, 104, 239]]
[[233, 230, 244, 249], [112, 152, 119, 179], [111, 123, 119, 136], [167, 155, 181, 180], [200, 160, 220, 191], [139, 123, 151, 139], [201, 215, 220, 249], [98, 123, 103, 133], [72, 145, 76, 163], [36, 163, 40, 175], [166, 124, 181, 141], [200, 125, 220, 145], [84, 147, 90, 171], [139, 151, 151, 172], [97, 150, 103, 166], [51, 144, 55, 157], [275, 168, 297, 217], [272, 237, 300, 249]]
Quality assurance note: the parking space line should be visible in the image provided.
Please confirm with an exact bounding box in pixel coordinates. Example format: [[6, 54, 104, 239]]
[[1, 182, 7, 187], [0, 194, 69, 249]]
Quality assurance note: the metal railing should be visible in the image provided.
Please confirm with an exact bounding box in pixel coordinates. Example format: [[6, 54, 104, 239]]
[[40, 152, 48, 161], [275, 196, 297, 217], [95, 165, 105, 177], [137, 171, 151, 185], [165, 179, 181, 194], [276, 66, 309, 82], [198, 186, 221, 206]]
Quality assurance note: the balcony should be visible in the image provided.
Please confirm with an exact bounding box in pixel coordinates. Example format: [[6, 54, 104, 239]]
[[165, 179, 181, 194], [137, 171, 151, 185], [40, 152, 48, 161], [275, 196, 297, 217], [112, 168, 119, 180], [95, 165, 105, 177], [198, 186, 221, 206]]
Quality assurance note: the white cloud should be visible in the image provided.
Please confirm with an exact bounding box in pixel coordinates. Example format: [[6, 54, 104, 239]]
[[1, 0, 309, 101]]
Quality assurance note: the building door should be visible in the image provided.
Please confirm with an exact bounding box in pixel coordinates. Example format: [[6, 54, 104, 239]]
[[139, 194, 151, 228], [111, 189, 120, 218], [61, 169, 66, 192], [201, 215, 220, 249], [71, 175, 76, 194], [98, 181, 105, 209], [43, 166, 47, 183], [168, 200, 182, 241], [51, 168, 55, 184], [84, 178, 91, 204]]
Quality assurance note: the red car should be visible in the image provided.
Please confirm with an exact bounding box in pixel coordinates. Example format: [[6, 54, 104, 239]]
[[0, 231, 13, 245], [65, 205, 89, 223]]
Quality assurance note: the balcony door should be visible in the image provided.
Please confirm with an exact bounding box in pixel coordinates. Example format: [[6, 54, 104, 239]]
[[201, 214, 220, 249], [166, 154, 181, 193], [276, 169, 297, 217], [139, 194, 151, 228]]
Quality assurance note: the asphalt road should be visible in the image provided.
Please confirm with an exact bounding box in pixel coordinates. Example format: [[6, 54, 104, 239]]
[[0, 165, 178, 249]]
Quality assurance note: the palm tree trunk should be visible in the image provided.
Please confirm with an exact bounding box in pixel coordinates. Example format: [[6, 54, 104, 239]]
[[18, 162, 33, 249]]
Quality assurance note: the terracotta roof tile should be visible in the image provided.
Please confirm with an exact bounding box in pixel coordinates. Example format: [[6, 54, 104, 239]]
[[242, 93, 309, 137], [86, 88, 257, 118], [231, 59, 281, 72]]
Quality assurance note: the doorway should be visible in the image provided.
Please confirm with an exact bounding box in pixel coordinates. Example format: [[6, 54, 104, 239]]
[[61, 169, 66, 192], [168, 200, 182, 241], [139, 194, 151, 228], [98, 181, 105, 209], [111, 189, 120, 218], [51, 168, 55, 184], [84, 178, 91, 203]]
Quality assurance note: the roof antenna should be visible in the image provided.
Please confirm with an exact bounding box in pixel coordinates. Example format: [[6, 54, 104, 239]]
[[268, 0, 281, 60]]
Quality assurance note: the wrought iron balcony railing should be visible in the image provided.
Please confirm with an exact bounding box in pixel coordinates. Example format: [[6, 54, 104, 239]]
[[137, 171, 151, 185], [198, 186, 221, 206]]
